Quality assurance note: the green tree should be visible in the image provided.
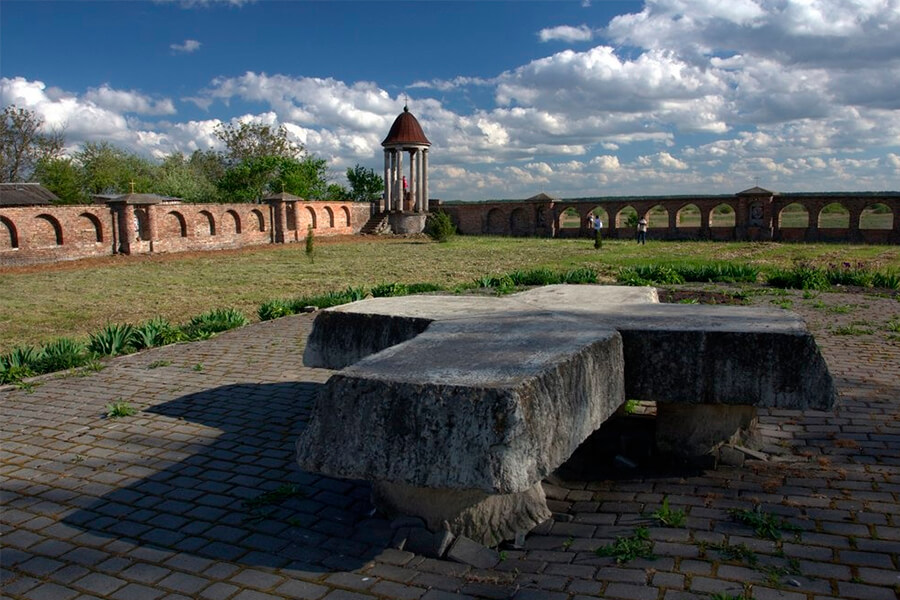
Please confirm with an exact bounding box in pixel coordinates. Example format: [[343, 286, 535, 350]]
[[215, 121, 301, 165], [1, 105, 64, 182], [153, 152, 219, 202], [75, 141, 156, 195], [325, 183, 351, 201], [31, 157, 88, 204], [275, 155, 330, 199], [346, 164, 383, 202]]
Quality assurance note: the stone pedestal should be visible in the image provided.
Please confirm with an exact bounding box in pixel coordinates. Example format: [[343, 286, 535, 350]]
[[388, 211, 427, 234], [372, 481, 551, 548], [655, 404, 757, 456]]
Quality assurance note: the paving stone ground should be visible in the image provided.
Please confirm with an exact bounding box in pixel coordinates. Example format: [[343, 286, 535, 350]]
[[2, 285, 899, 600]]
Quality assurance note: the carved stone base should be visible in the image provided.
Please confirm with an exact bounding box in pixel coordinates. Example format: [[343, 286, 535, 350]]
[[656, 404, 758, 456], [372, 481, 552, 547]]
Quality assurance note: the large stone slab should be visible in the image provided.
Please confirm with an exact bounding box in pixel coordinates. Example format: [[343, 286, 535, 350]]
[[297, 315, 625, 494], [295, 284, 836, 544]]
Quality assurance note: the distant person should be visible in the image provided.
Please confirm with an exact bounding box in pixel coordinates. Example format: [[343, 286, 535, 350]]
[[592, 213, 603, 249], [637, 217, 648, 245]]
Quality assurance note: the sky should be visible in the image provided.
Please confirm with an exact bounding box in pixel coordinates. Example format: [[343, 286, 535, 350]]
[[2, 0, 899, 201]]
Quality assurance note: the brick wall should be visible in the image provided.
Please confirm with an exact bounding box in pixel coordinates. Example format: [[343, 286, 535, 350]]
[[0, 200, 374, 267]]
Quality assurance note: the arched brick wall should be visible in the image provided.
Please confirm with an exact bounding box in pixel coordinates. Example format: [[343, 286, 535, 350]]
[[438, 191, 900, 244]]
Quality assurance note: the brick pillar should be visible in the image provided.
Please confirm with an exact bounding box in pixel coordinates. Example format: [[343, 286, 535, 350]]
[[147, 203, 159, 252], [268, 199, 287, 243]]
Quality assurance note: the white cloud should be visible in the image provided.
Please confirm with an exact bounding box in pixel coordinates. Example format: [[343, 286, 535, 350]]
[[83, 84, 176, 115], [538, 25, 594, 43], [170, 39, 201, 54]]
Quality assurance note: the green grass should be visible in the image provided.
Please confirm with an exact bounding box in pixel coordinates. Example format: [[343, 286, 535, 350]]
[[2, 237, 898, 353], [729, 507, 802, 541], [651, 497, 686, 528], [105, 401, 137, 419]]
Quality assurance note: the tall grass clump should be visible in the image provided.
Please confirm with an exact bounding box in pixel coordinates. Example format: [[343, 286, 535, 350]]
[[88, 323, 137, 356], [618, 262, 757, 286], [183, 308, 249, 339], [0, 346, 40, 384], [133, 317, 181, 349], [766, 263, 830, 290], [618, 265, 685, 286], [823, 263, 900, 290], [371, 282, 410, 297], [36, 338, 91, 372], [562, 267, 599, 284], [407, 282, 445, 294], [258, 299, 294, 321]]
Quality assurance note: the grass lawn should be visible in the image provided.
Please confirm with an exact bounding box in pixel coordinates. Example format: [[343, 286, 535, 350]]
[[1, 235, 898, 353]]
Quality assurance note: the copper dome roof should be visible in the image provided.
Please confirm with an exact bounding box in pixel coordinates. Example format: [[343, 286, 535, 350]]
[[382, 107, 431, 147]]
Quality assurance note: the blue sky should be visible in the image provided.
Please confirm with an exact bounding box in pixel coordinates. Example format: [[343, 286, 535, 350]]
[[2, 0, 899, 200]]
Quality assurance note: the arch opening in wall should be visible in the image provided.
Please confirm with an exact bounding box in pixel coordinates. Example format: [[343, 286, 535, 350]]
[[676, 204, 701, 227], [818, 202, 849, 228], [134, 208, 150, 241], [324, 206, 335, 228], [615, 206, 637, 229], [860, 203, 893, 230], [647, 204, 668, 229], [557, 206, 581, 231], [340, 206, 351, 228], [710, 203, 735, 227], [78, 213, 104, 242], [779, 203, 809, 228], [225, 210, 242, 234], [305, 206, 317, 229], [198, 210, 216, 236], [1, 215, 18, 249], [487, 207, 507, 234], [165, 211, 188, 237], [35, 214, 64, 246], [509, 207, 530, 235], [588, 207, 610, 227], [251, 209, 266, 232]]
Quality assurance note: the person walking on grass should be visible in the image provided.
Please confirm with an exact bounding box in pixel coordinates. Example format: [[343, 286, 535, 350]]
[[637, 216, 648, 245], [592, 213, 603, 249]]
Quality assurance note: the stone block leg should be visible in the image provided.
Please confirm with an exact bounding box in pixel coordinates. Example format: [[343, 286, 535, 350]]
[[655, 404, 757, 457], [372, 481, 552, 548]]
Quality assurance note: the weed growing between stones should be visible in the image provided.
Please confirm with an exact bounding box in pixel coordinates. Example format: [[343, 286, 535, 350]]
[[832, 323, 875, 335], [594, 527, 655, 563], [147, 360, 172, 369], [105, 401, 136, 419], [243, 484, 305, 522], [651, 496, 686, 528], [728, 507, 801, 540]]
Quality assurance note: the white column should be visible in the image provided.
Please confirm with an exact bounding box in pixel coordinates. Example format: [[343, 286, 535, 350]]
[[416, 148, 424, 212], [422, 149, 429, 213], [383, 150, 390, 213], [409, 148, 419, 212], [396, 150, 403, 211]]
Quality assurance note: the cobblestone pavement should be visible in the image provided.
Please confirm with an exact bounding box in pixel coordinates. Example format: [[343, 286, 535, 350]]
[[2, 286, 898, 600]]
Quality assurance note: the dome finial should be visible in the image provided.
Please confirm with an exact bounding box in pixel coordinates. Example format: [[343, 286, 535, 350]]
[[403, 93, 409, 112]]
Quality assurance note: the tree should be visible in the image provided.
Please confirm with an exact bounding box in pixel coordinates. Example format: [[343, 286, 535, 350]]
[[276, 155, 330, 199], [32, 157, 87, 204], [153, 152, 219, 203], [346, 164, 383, 202], [1, 105, 64, 182], [215, 121, 302, 166], [75, 141, 156, 195]]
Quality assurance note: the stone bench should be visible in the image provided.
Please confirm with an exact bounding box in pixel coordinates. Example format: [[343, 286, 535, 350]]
[[296, 285, 835, 545]]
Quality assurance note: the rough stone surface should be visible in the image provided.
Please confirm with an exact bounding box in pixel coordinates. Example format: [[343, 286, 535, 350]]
[[372, 482, 552, 548], [297, 317, 626, 493], [655, 404, 758, 456], [445, 536, 501, 569]]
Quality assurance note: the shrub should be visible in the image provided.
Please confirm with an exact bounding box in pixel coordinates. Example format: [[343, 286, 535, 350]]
[[0, 346, 39, 384], [424, 210, 456, 242], [371, 282, 410, 298], [508, 268, 561, 286], [183, 308, 248, 339], [88, 323, 137, 356]]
